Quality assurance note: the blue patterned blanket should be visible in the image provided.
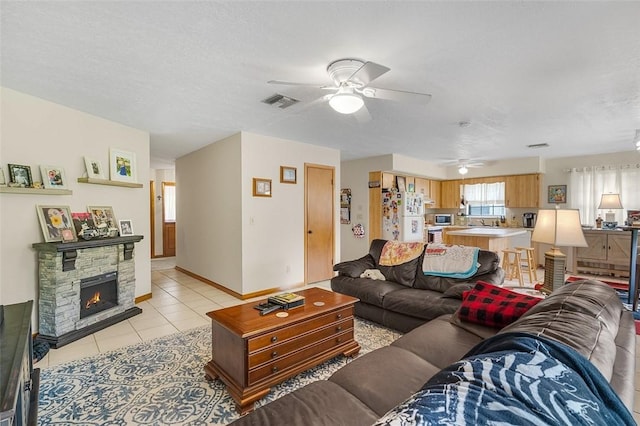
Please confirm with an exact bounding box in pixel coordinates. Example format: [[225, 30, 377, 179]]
[[375, 332, 634, 425]]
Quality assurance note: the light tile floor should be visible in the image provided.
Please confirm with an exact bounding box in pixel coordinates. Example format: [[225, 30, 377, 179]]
[[35, 258, 640, 421]]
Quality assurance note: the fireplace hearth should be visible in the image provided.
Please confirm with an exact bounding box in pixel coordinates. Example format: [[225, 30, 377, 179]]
[[80, 272, 119, 319]]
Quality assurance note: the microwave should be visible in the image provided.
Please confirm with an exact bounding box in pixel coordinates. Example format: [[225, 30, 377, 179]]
[[434, 214, 453, 225]]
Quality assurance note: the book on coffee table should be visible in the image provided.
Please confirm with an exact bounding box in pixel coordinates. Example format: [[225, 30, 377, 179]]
[[268, 292, 305, 309]]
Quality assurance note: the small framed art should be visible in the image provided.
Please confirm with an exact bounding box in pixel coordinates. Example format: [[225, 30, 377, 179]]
[[36, 205, 77, 242], [110, 148, 137, 183], [40, 165, 68, 189], [119, 219, 134, 236], [280, 166, 297, 184], [547, 185, 567, 204], [88, 206, 118, 229], [253, 178, 272, 197], [84, 157, 105, 179], [8, 164, 32, 187]]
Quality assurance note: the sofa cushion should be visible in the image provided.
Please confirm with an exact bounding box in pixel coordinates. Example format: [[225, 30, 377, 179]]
[[333, 254, 375, 278], [413, 249, 501, 292], [391, 315, 485, 369], [457, 281, 542, 328], [367, 239, 422, 287], [500, 279, 625, 382], [441, 282, 475, 299], [331, 275, 407, 307], [382, 288, 461, 321], [329, 346, 440, 417], [227, 380, 378, 426]]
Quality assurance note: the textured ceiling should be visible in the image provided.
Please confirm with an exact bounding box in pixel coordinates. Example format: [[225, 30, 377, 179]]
[[2, 1, 640, 168]]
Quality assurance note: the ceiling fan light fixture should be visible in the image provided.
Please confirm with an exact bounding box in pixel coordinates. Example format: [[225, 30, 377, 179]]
[[458, 165, 469, 175], [329, 92, 364, 114]]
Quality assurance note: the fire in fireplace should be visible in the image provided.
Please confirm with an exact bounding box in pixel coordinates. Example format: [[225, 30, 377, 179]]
[[80, 272, 118, 319]]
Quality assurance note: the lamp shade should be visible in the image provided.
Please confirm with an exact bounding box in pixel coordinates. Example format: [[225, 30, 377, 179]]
[[329, 89, 364, 114], [598, 193, 623, 210], [531, 209, 587, 247]]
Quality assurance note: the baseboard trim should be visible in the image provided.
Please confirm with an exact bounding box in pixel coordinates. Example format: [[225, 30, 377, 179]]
[[135, 293, 152, 303], [174, 266, 301, 300]]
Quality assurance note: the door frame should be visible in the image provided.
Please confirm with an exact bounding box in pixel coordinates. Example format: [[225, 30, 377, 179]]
[[304, 163, 335, 284], [149, 180, 156, 258]]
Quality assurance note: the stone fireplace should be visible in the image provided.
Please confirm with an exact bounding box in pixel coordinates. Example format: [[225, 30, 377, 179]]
[[33, 235, 143, 348]]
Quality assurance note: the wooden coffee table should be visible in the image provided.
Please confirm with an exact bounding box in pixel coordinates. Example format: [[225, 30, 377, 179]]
[[204, 287, 360, 414]]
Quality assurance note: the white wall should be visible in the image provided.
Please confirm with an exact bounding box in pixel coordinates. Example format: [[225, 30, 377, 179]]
[[176, 131, 340, 296], [241, 132, 341, 294], [176, 133, 243, 293], [0, 88, 151, 328]]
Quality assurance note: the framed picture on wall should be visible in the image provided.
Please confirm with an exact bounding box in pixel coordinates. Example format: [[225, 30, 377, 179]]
[[547, 185, 567, 203], [8, 164, 32, 187], [36, 205, 77, 242], [88, 205, 118, 230], [280, 166, 297, 184], [84, 157, 105, 179], [253, 178, 272, 197], [40, 165, 68, 189], [110, 148, 137, 183]]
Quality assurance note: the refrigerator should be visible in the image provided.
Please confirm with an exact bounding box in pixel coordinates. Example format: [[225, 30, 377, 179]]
[[382, 190, 425, 242]]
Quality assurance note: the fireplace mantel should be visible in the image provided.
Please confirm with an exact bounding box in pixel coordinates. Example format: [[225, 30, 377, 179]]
[[33, 235, 143, 271]]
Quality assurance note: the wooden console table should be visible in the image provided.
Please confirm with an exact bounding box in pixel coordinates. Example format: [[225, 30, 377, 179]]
[[204, 287, 360, 414]]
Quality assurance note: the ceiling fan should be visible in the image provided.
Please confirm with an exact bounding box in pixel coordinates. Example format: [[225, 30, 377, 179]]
[[441, 159, 486, 175], [268, 59, 432, 116]]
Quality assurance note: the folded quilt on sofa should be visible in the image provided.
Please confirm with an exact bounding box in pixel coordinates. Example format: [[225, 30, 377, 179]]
[[422, 244, 480, 279], [379, 241, 425, 266], [374, 332, 634, 425]]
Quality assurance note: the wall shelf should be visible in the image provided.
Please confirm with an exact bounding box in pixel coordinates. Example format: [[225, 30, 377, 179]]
[[77, 177, 143, 188], [0, 186, 72, 195]]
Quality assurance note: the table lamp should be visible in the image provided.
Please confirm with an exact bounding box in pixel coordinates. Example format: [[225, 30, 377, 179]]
[[598, 193, 623, 224], [531, 208, 588, 294]]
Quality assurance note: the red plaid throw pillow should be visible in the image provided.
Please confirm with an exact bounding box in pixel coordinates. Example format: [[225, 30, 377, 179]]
[[457, 281, 542, 328]]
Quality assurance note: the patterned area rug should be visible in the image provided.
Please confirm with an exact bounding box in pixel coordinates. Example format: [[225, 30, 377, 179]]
[[38, 319, 402, 425]]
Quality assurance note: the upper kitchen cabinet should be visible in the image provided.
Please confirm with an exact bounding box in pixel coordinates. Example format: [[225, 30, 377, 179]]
[[429, 180, 440, 207], [414, 178, 429, 197], [440, 180, 463, 208], [505, 174, 540, 208], [382, 172, 395, 189]]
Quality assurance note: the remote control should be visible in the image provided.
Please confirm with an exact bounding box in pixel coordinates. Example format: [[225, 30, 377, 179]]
[[259, 304, 282, 315]]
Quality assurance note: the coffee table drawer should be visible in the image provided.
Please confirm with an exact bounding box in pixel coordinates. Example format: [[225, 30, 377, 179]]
[[247, 307, 353, 352], [248, 318, 353, 368], [248, 329, 354, 385]]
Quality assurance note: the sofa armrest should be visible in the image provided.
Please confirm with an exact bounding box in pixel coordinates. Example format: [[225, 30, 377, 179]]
[[333, 254, 375, 278]]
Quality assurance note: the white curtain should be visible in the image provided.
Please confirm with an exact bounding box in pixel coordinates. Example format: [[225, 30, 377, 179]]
[[463, 182, 505, 205], [569, 164, 640, 225]]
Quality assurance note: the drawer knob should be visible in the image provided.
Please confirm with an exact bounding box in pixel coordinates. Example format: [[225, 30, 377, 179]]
[[336, 314, 342, 319], [271, 351, 278, 358], [272, 366, 278, 373], [271, 336, 278, 343], [336, 326, 342, 332], [336, 337, 342, 343]]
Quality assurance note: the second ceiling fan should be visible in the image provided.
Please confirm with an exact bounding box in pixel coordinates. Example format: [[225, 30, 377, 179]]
[[268, 58, 432, 115]]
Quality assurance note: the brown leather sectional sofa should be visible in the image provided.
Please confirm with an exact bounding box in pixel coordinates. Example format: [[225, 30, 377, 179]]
[[331, 239, 505, 332], [229, 280, 635, 425]]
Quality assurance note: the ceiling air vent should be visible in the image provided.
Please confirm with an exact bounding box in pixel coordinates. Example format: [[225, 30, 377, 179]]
[[261, 93, 299, 109], [527, 143, 550, 149]]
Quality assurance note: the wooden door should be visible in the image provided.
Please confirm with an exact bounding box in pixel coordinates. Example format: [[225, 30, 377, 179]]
[[440, 180, 462, 208], [162, 182, 176, 257], [150, 180, 156, 258], [305, 164, 335, 283]]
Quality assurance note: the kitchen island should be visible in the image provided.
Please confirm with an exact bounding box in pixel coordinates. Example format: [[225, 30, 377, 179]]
[[444, 227, 528, 262]]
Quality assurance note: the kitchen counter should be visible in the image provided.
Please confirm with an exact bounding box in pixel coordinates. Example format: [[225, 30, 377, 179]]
[[444, 227, 529, 263]]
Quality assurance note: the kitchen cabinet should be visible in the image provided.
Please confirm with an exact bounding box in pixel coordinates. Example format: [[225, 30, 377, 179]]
[[440, 180, 462, 208], [576, 230, 636, 277], [414, 178, 429, 197], [429, 180, 441, 207], [405, 176, 415, 191], [381, 173, 395, 189], [505, 174, 540, 208]]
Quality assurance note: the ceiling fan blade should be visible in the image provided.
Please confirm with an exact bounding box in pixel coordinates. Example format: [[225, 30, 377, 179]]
[[268, 80, 333, 89], [353, 104, 372, 124], [362, 87, 432, 104], [347, 62, 390, 86]]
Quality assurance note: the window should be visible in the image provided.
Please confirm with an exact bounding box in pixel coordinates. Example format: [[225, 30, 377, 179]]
[[463, 182, 506, 217], [163, 183, 176, 222], [569, 165, 640, 225]]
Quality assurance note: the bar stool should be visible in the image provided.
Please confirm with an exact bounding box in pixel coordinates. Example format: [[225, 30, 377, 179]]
[[502, 249, 524, 287], [515, 247, 538, 283]]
